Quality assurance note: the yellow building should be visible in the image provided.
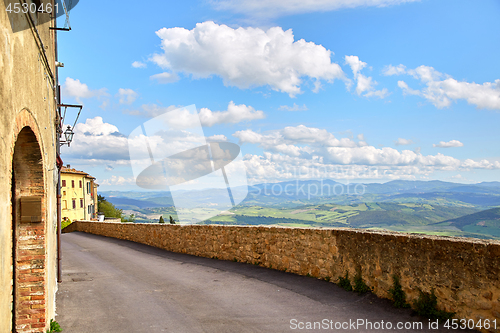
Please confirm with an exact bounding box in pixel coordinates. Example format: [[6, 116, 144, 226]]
[[61, 166, 98, 221]]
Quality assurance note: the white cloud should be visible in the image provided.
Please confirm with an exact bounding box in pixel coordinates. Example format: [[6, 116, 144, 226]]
[[207, 134, 228, 142], [398, 80, 421, 96], [395, 138, 414, 146], [461, 159, 500, 170], [62, 77, 109, 103], [150, 72, 180, 84], [101, 176, 136, 186], [212, 0, 420, 19], [345, 55, 367, 78], [397, 65, 500, 110], [433, 140, 464, 148], [124, 104, 181, 118], [132, 61, 147, 69], [117, 88, 138, 105], [345, 55, 389, 98], [278, 103, 308, 111], [126, 102, 264, 127], [230, 124, 499, 183], [382, 64, 406, 76], [199, 101, 265, 127], [234, 125, 359, 156], [61, 117, 132, 161], [150, 21, 345, 97]]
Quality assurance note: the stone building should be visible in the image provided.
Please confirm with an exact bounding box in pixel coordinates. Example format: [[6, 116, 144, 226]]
[[1, 2, 59, 332], [61, 165, 98, 221]]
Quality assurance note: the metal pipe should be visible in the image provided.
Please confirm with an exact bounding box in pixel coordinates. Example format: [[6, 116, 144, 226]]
[[54, 0, 62, 283]]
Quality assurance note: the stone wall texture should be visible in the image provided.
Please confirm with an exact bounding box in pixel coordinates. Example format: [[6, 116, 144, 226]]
[[68, 222, 500, 332]]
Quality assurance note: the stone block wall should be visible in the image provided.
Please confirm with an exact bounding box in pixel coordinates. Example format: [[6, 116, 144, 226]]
[[69, 222, 500, 331]]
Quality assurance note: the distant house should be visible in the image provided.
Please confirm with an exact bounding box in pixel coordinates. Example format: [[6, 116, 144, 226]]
[[61, 165, 99, 221]]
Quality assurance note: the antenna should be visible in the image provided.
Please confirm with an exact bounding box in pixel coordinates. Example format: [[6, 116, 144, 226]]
[[49, 0, 73, 31], [62, 0, 72, 30]]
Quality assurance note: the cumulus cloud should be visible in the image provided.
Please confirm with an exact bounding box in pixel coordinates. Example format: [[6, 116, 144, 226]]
[[394, 138, 414, 146], [230, 124, 499, 183], [382, 64, 406, 76], [278, 103, 308, 111], [125, 102, 264, 127], [397, 80, 421, 96], [233, 125, 359, 158], [345, 55, 389, 98], [150, 21, 345, 97], [211, 0, 420, 19], [101, 176, 136, 186], [395, 65, 500, 110], [117, 88, 138, 105], [199, 101, 265, 127], [461, 159, 500, 170], [61, 117, 131, 161], [207, 134, 228, 142], [62, 77, 109, 103], [124, 104, 181, 118], [433, 140, 464, 148], [150, 72, 180, 84], [132, 61, 147, 69]]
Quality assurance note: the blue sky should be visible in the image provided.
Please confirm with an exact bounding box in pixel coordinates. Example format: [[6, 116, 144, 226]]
[[58, 0, 500, 191]]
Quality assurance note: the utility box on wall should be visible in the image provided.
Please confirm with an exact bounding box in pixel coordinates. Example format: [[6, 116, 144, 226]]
[[20, 196, 43, 223]]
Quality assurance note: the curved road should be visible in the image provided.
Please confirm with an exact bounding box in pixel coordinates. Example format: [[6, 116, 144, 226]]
[[56, 232, 473, 333]]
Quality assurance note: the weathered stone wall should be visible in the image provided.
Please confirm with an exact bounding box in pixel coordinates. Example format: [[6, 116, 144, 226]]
[[70, 222, 500, 330]]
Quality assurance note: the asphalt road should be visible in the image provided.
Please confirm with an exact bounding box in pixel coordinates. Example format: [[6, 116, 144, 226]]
[[56, 232, 473, 333]]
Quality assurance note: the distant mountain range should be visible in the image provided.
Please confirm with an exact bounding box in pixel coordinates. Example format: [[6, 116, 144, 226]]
[[102, 179, 500, 210], [100, 180, 500, 239], [433, 207, 500, 239]]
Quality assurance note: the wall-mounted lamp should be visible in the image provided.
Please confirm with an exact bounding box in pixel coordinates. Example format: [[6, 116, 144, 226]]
[[61, 125, 74, 146]]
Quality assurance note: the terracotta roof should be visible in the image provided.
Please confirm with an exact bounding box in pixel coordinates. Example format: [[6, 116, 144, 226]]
[[61, 166, 95, 179]]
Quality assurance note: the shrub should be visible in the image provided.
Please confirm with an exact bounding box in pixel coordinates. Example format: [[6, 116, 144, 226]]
[[46, 319, 62, 332], [338, 271, 352, 291], [353, 271, 370, 294], [159, 216, 165, 223], [61, 219, 72, 230], [413, 290, 455, 320], [388, 275, 410, 308]]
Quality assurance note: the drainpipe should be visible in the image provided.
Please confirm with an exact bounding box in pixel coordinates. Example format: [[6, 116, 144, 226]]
[[54, 2, 62, 283]]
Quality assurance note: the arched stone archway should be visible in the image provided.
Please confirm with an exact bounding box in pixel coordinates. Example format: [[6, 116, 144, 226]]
[[11, 126, 46, 332]]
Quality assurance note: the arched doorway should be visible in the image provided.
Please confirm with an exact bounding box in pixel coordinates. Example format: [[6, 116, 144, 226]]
[[11, 126, 46, 332]]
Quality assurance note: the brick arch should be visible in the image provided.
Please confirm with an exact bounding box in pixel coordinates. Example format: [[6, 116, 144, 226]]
[[10, 109, 47, 332]]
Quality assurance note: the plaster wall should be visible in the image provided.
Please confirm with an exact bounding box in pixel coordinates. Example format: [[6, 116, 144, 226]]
[[0, 2, 58, 331]]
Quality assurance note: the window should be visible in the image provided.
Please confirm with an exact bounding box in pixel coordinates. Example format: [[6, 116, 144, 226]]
[[63, 191, 66, 196], [72, 199, 76, 209], [79, 180, 82, 188], [62, 180, 66, 187], [80, 199, 84, 208], [63, 200, 67, 209], [71, 180, 75, 188]]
